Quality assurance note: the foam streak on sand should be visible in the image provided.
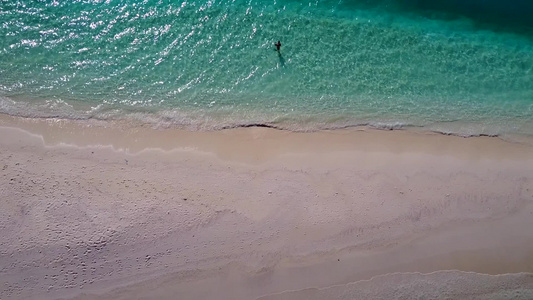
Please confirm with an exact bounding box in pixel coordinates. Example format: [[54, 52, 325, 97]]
[[256, 271, 533, 300], [0, 114, 533, 299]]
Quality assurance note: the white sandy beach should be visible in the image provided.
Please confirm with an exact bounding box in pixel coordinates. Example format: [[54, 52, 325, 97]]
[[1, 114, 533, 300]]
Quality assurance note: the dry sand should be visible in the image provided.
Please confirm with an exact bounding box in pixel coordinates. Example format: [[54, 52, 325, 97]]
[[1, 114, 533, 299]]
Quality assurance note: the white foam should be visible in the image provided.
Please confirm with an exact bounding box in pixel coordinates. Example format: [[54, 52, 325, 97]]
[[257, 271, 533, 300]]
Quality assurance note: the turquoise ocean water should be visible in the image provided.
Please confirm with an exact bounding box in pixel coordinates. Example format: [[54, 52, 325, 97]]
[[1, 0, 532, 136]]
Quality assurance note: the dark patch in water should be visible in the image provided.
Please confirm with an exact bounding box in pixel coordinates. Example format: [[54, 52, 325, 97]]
[[345, 0, 533, 33], [404, 0, 532, 28]]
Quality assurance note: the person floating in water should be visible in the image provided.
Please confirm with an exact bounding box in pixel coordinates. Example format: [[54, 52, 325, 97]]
[[274, 40, 281, 52]]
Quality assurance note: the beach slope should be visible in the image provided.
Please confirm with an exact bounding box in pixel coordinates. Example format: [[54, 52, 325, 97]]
[[1, 115, 533, 299]]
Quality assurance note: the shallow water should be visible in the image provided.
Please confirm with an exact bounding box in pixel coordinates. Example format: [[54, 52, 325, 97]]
[[0, 0, 532, 135]]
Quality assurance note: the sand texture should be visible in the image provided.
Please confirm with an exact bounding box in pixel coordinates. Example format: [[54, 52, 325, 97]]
[[1, 115, 533, 299]]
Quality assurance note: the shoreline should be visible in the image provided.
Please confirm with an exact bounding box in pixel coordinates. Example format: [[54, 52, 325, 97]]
[[1, 107, 532, 144], [1, 113, 533, 159], [1, 114, 533, 299]]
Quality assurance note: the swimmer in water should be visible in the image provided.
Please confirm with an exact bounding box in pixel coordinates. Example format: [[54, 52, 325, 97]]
[[275, 40, 281, 52]]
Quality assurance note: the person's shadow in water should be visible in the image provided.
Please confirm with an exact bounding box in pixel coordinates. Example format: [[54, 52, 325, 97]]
[[278, 51, 285, 68]]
